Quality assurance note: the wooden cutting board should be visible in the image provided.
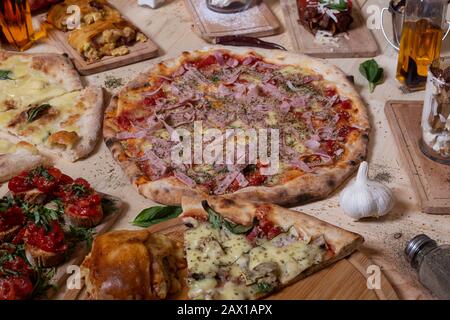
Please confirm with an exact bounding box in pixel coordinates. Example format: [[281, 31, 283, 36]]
[[281, 0, 378, 58], [41, 1, 159, 75], [385, 101, 450, 215], [47, 193, 124, 299], [184, 0, 281, 42], [63, 218, 399, 300]]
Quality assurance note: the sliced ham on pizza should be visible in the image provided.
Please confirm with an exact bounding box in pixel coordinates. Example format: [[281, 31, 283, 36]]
[[104, 46, 370, 206]]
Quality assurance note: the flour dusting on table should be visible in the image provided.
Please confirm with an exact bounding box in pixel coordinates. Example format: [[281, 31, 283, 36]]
[[194, 0, 265, 30]]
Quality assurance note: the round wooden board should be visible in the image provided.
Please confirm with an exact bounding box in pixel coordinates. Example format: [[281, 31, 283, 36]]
[[63, 218, 399, 300]]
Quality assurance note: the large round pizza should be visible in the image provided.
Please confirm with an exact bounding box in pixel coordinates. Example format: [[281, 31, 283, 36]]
[[104, 47, 370, 206]]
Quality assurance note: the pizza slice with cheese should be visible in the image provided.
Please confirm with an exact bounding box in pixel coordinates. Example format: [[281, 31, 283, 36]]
[[0, 51, 104, 163], [0, 139, 45, 183], [180, 195, 363, 300]]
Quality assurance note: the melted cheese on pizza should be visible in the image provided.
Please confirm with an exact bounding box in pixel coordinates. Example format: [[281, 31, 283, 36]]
[[0, 55, 92, 155], [185, 221, 324, 300], [0, 56, 67, 111]]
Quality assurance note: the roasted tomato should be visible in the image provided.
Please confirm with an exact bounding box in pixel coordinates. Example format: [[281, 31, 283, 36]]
[[0, 206, 25, 232], [8, 166, 63, 194], [0, 256, 33, 278], [23, 221, 67, 253], [245, 164, 267, 186], [31, 167, 62, 193], [55, 178, 102, 218], [258, 218, 283, 240], [193, 55, 217, 69], [8, 172, 33, 193], [0, 276, 33, 300]]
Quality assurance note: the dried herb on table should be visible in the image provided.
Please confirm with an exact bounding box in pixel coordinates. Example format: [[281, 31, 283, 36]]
[[104, 76, 123, 90]]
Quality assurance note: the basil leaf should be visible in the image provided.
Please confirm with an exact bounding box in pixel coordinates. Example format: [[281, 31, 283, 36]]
[[202, 200, 223, 229], [27, 104, 51, 123], [223, 220, 254, 234], [202, 200, 253, 234], [320, 0, 348, 11], [256, 282, 273, 294], [0, 70, 12, 80], [132, 205, 182, 227], [359, 59, 384, 93]]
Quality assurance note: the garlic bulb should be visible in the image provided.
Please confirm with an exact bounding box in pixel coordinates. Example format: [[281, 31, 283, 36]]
[[339, 161, 394, 220]]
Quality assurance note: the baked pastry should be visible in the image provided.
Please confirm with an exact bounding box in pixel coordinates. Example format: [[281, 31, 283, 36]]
[[81, 229, 186, 299], [47, 0, 147, 62]]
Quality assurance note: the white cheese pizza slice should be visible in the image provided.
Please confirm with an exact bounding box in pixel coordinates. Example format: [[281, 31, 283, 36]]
[[0, 51, 104, 162]]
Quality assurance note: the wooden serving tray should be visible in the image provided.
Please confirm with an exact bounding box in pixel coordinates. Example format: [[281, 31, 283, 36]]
[[15, 192, 125, 299], [385, 100, 450, 215], [64, 218, 398, 300], [281, 0, 378, 58], [41, 1, 159, 75], [184, 0, 281, 42]]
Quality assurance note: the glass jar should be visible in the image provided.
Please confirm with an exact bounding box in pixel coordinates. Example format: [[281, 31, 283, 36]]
[[405, 234, 450, 299], [206, 0, 253, 14], [395, 0, 450, 91], [421, 57, 450, 163]]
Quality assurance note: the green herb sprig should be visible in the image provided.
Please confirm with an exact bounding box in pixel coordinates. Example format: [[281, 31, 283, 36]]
[[68, 226, 95, 249]]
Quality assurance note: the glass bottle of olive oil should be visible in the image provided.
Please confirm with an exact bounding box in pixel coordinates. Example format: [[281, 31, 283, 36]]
[[396, 0, 449, 91]]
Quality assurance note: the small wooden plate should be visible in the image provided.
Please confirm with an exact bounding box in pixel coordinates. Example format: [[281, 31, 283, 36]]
[[40, 1, 159, 75], [281, 0, 378, 58], [42, 193, 124, 299], [65, 218, 399, 300], [184, 0, 281, 42], [385, 100, 450, 214]]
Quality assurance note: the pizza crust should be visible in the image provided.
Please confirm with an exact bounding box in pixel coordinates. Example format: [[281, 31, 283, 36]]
[[104, 46, 370, 206], [0, 141, 46, 182], [67, 86, 104, 161]]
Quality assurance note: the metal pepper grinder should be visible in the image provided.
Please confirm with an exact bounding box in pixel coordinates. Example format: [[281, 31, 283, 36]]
[[405, 234, 450, 299]]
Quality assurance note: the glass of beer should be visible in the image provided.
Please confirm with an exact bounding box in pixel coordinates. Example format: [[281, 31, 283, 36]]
[[0, 0, 47, 51]]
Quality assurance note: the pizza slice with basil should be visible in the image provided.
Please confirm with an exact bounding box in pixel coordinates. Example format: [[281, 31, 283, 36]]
[[0, 51, 104, 163], [180, 195, 363, 300]]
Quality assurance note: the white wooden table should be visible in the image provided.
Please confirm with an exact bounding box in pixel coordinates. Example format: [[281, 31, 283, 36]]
[[4, 0, 450, 300]]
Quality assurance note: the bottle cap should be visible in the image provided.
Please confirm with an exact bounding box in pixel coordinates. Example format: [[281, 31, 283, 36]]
[[405, 234, 437, 268]]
